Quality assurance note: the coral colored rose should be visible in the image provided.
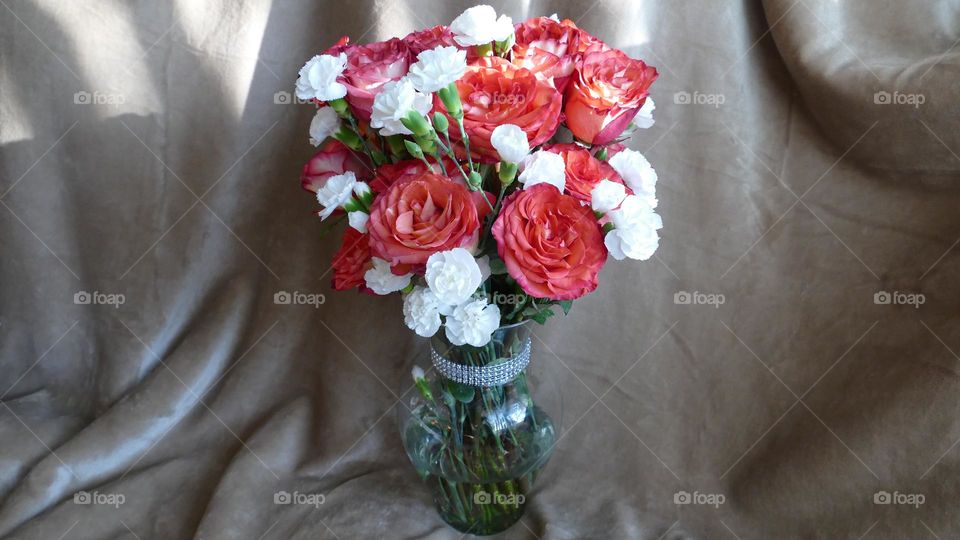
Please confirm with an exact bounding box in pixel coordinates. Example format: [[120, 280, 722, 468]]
[[402, 25, 459, 55], [543, 143, 628, 204], [301, 140, 370, 193], [332, 227, 373, 291], [367, 172, 485, 268], [369, 157, 466, 193], [325, 37, 414, 120], [492, 184, 607, 300], [439, 57, 562, 163], [511, 17, 584, 92], [564, 48, 658, 145]]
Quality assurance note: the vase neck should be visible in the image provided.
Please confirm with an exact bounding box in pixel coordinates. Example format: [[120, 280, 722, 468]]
[[431, 338, 531, 387]]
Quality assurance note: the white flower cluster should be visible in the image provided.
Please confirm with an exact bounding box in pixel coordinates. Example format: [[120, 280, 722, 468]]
[[315, 171, 372, 223], [371, 78, 432, 136], [391, 248, 500, 346], [295, 53, 348, 101], [449, 5, 514, 47], [491, 124, 530, 164], [590, 148, 663, 261], [518, 151, 566, 192]]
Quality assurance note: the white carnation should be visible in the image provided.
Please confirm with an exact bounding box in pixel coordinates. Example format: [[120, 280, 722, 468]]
[[347, 211, 369, 233], [309, 106, 340, 147], [411, 365, 426, 381], [608, 149, 658, 209], [518, 151, 566, 192], [604, 195, 663, 261], [425, 248, 483, 307], [590, 179, 627, 213], [295, 53, 348, 101], [635, 97, 655, 129], [370, 78, 433, 136], [403, 286, 443, 337], [316, 171, 357, 220], [450, 5, 514, 46], [407, 46, 468, 93], [490, 124, 530, 163], [445, 298, 501, 347], [364, 257, 412, 295]]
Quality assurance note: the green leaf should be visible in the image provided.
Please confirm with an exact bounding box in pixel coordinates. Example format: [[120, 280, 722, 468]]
[[558, 300, 573, 315], [489, 256, 508, 275], [530, 308, 555, 325], [448, 382, 475, 403]]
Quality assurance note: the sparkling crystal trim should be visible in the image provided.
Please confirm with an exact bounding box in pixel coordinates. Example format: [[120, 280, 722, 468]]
[[431, 339, 531, 387]]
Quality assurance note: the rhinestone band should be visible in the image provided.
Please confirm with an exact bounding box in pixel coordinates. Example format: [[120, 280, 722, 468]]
[[431, 339, 531, 387]]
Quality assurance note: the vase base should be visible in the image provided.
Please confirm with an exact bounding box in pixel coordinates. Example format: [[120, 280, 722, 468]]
[[438, 503, 526, 536]]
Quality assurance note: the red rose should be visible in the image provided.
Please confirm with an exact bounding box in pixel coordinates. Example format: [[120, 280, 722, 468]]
[[543, 143, 627, 204], [301, 140, 370, 193], [492, 184, 607, 300], [564, 48, 658, 145], [367, 171, 485, 268], [439, 57, 562, 163], [511, 17, 584, 92], [325, 37, 413, 120], [332, 227, 373, 291]]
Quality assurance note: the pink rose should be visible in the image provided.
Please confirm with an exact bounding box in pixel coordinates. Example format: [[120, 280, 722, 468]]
[[492, 183, 607, 300], [367, 171, 485, 269], [301, 140, 370, 193], [325, 37, 414, 120], [402, 25, 458, 55], [564, 47, 658, 145], [439, 57, 562, 163], [543, 143, 628, 204], [511, 17, 584, 92], [331, 227, 373, 292]]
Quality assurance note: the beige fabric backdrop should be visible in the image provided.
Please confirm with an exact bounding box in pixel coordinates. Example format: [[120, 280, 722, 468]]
[[1, 0, 959, 538]]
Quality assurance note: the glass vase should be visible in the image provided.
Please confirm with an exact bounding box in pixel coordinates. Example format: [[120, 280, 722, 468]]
[[398, 322, 559, 535]]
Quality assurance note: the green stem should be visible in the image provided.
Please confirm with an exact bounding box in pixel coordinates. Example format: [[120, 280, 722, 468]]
[[457, 118, 475, 173]]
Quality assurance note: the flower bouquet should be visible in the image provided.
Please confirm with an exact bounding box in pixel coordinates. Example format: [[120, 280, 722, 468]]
[[294, 4, 661, 534]]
